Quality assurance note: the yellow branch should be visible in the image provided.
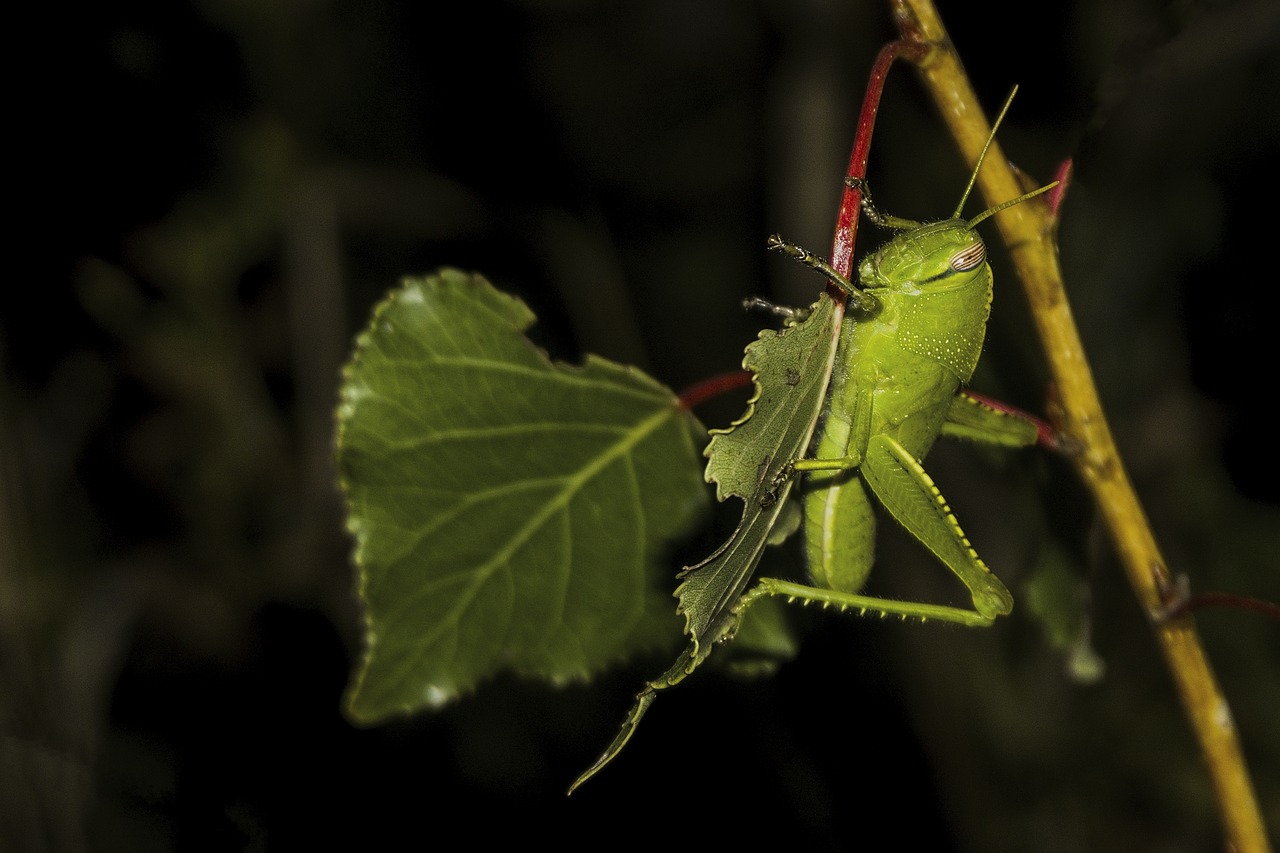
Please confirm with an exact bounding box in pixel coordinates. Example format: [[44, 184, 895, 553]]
[[890, 1, 1270, 850]]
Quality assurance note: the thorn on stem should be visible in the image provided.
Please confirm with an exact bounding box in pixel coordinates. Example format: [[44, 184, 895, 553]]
[[1151, 563, 1280, 623], [1047, 158, 1073, 219]]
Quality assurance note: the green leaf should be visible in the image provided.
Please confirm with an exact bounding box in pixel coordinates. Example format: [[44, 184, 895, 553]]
[[675, 294, 841, 657], [1024, 545, 1106, 684], [337, 269, 709, 722], [569, 295, 839, 791]]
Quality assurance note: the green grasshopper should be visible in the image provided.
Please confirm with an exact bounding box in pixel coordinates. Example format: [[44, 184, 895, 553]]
[[570, 90, 1057, 793]]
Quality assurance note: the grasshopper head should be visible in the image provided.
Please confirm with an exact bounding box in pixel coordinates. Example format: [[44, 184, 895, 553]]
[[858, 219, 986, 294]]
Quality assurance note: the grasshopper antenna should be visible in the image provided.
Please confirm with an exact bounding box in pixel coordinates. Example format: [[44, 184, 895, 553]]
[[957, 85, 1060, 226], [952, 86, 1019, 219]]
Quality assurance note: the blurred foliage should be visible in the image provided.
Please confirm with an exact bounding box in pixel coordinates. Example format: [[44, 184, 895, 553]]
[[4, 0, 1278, 850]]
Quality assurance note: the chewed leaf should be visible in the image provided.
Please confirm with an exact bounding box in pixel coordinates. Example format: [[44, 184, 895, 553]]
[[570, 293, 842, 792], [676, 294, 841, 657], [337, 269, 708, 722]]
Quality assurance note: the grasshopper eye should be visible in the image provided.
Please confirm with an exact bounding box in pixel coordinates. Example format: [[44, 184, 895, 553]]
[[950, 241, 986, 272]]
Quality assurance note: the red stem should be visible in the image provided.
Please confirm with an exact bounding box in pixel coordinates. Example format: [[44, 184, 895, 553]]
[[678, 42, 927, 415], [1162, 592, 1280, 624], [829, 40, 928, 280], [1047, 158, 1073, 220], [678, 370, 754, 411]]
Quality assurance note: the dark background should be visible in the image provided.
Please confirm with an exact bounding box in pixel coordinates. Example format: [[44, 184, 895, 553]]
[[6, 1, 1279, 850]]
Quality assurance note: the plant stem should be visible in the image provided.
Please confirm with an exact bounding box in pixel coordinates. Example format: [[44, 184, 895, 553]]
[[888, 1, 1270, 850], [828, 39, 926, 280]]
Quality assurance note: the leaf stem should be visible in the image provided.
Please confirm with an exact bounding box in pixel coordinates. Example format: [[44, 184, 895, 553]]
[[677, 370, 754, 411], [829, 39, 927, 280], [888, 1, 1270, 850]]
